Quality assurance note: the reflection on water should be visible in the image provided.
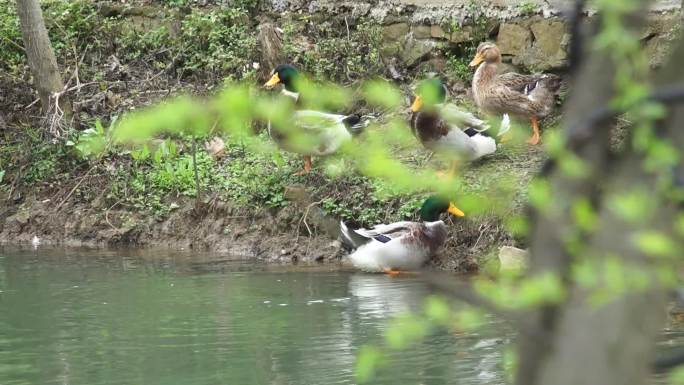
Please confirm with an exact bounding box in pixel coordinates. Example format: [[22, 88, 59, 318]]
[[0, 247, 512, 385]]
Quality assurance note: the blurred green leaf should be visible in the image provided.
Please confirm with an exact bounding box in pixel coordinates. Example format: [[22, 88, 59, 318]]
[[528, 179, 552, 213], [453, 308, 484, 331], [363, 80, 402, 109], [608, 189, 652, 224], [385, 313, 429, 350], [355, 345, 385, 383], [633, 231, 676, 258], [572, 198, 597, 232], [668, 365, 684, 385], [424, 295, 450, 325]]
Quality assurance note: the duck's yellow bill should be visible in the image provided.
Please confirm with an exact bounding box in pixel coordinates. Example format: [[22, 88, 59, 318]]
[[469, 53, 484, 67], [448, 202, 465, 217], [410, 96, 423, 112], [264, 73, 280, 88]]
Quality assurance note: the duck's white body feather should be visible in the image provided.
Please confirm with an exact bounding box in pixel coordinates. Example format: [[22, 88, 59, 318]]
[[268, 90, 356, 156], [416, 103, 499, 162], [340, 220, 447, 273], [430, 123, 496, 161]]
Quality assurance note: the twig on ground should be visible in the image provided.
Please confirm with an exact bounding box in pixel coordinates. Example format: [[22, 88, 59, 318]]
[[105, 200, 122, 230], [55, 165, 97, 211], [296, 200, 323, 241], [0, 35, 25, 53]]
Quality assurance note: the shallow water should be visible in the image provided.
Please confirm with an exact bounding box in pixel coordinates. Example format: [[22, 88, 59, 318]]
[[2, 247, 682, 385], [0, 247, 510, 385]]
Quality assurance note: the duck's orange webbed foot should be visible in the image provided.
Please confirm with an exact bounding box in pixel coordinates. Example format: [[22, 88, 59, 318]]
[[383, 268, 403, 276], [293, 155, 312, 176], [526, 116, 541, 145]]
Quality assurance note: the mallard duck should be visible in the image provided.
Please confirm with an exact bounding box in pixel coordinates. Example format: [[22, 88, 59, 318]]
[[264, 64, 366, 175], [410, 78, 505, 176], [340, 196, 464, 273], [470, 42, 561, 145]]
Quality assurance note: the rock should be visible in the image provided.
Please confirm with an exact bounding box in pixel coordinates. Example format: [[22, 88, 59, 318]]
[[643, 13, 681, 67], [413, 24, 432, 39], [496, 23, 532, 56], [382, 22, 410, 42], [526, 19, 568, 69], [498, 246, 529, 272], [415, 56, 447, 73], [6, 209, 30, 227], [447, 25, 474, 44], [400, 36, 437, 67], [430, 25, 446, 39]]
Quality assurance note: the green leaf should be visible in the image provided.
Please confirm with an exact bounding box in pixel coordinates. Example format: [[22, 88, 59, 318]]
[[572, 198, 597, 232], [384, 313, 428, 350], [573, 258, 599, 289], [363, 81, 402, 109], [633, 231, 676, 258], [608, 190, 652, 224], [668, 365, 684, 384], [424, 295, 450, 325], [453, 308, 484, 331], [516, 272, 566, 307], [355, 345, 384, 383], [528, 179, 552, 212], [558, 154, 590, 179], [505, 216, 529, 237]]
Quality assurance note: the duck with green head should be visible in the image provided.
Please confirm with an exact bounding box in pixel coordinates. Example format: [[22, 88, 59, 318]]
[[340, 195, 465, 274], [410, 78, 507, 177], [264, 64, 366, 175]]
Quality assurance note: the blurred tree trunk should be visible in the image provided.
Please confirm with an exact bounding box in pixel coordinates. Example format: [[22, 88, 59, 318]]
[[256, 22, 285, 82], [516, 1, 682, 384], [15, 0, 71, 119]]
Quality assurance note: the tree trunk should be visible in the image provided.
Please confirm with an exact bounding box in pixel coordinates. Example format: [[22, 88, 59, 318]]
[[15, 0, 71, 119], [516, 1, 680, 384], [256, 22, 285, 82]]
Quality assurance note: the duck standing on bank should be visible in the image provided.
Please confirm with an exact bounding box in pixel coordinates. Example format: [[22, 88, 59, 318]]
[[410, 78, 507, 176], [340, 196, 465, 274], [470, 42, 560, 145], [264, 64, 367, 175]]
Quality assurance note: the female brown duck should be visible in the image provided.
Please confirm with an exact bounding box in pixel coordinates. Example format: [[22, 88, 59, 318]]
[[470, 42, 560, 145]]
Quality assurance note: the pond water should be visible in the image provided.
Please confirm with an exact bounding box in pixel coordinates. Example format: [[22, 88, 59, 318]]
[[0, 247, 510, 385], [1, 247, 682, 385]]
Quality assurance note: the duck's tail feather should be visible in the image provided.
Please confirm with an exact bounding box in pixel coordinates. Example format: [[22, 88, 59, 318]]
[[340, 220, 372, 250], [342, 114, 375, 136], [497, 114, 511, 138]]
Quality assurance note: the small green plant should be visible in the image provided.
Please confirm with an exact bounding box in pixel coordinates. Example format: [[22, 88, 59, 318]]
[[0, 0, 24, 72], [445, 52, 473, 82], [178, 8, 256, 78], [42, 0, 110, 54], [282, 18, 383, 82], [119, 26, 171, 65], [517, 1, 539, 16]]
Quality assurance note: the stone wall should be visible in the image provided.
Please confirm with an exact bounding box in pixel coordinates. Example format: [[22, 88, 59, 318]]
[[260, 0, 681, 71], [105, 0, 682, 73]]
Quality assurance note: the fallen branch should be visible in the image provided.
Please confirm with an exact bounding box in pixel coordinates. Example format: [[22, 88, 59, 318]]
[[296, 199, 324, 241], [54, 165, 96, 211]]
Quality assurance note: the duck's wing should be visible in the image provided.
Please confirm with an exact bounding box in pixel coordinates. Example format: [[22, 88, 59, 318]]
[[340, 221, 419, 250], [496, 72, 543, 93], [293, 110, 347, 133], [438, 104, 490, 132]]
